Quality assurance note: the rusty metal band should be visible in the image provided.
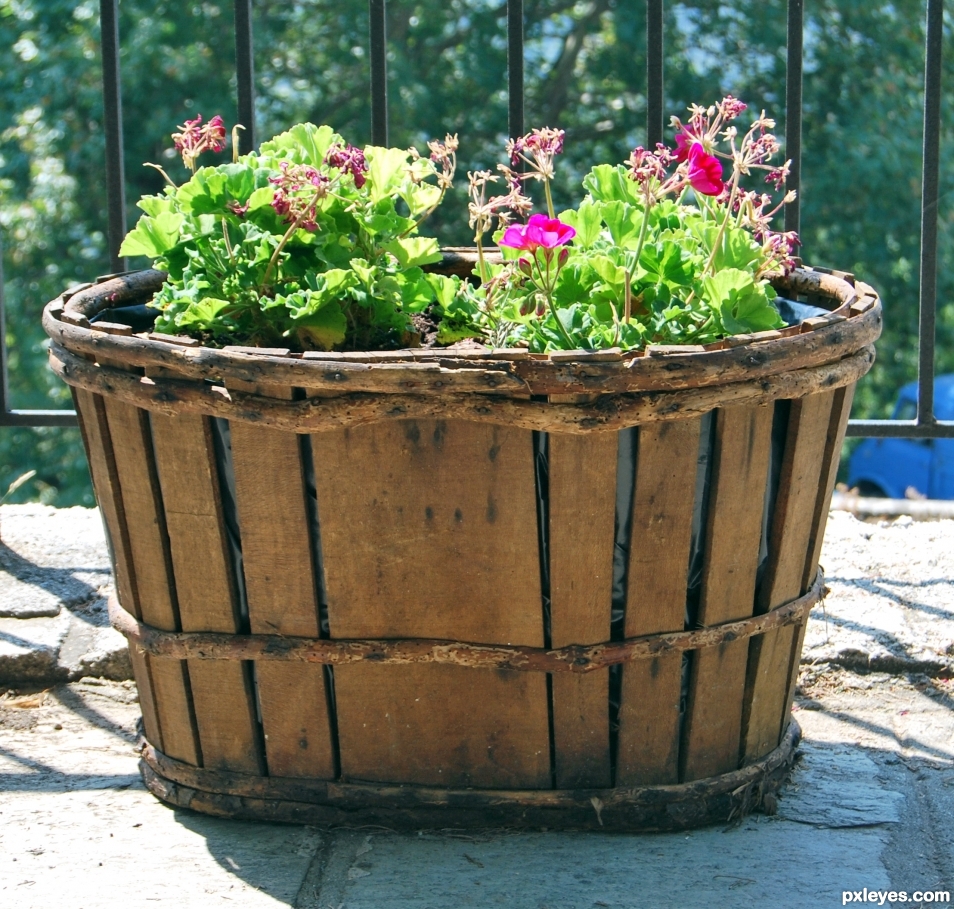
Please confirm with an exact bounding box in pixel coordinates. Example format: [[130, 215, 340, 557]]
[[110, 570, 825, 674], [50, 342, 874, 434]]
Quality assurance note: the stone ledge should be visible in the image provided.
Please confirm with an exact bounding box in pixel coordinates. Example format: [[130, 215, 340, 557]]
[[0, 504, 129, 686]]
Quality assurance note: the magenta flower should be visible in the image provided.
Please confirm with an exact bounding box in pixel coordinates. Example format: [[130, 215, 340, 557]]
[[500, 213, 575, 252], [686, 142, 724, 196], [171, 114, 227, 170], [324, 143, 368, 188], [673, 131, 692, 163]]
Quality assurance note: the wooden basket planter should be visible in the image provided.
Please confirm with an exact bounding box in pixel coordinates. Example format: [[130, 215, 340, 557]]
[[42, 257, 880, 831]]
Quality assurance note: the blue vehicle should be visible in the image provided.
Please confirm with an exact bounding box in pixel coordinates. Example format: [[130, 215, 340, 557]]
[[847, 375, 954, 499]]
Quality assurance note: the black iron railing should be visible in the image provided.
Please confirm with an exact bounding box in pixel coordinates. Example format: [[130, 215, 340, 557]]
[[1, 0, 950, 439]]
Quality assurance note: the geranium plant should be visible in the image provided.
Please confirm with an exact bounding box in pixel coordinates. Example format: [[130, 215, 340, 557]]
[[119, 117, 458, 350], [454, 95, 800, 351], [120, 96, 799, 353]]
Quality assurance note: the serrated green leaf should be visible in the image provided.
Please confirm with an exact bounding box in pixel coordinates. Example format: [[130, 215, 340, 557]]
[[366, 146, 411, 204], [173, 296, 232, 330], [582, 164, 641, 204], [137, 195, 175, 217], [294, 304, 347, 350], [259, 123, 338, 166], [400, 182, 442, 218], [396, 268, 436, 312], [704, 269, 784, 334], [601, 201, 643, 248], [558, 201, 603, 248], [426, 273, 459, 309], [383, 236, 441, 268], [246, 185, 275, 212], [118, 211, 185, 258]]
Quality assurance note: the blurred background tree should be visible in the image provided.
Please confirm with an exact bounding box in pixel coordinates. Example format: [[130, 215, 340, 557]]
[[1, 0, 950, 504]]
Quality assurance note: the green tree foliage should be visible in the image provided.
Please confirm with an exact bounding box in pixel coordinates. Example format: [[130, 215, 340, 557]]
[[1, 0, 951, 502]]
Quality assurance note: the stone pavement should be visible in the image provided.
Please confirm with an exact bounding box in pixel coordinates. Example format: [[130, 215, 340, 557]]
[[1, 505, 953, 908]]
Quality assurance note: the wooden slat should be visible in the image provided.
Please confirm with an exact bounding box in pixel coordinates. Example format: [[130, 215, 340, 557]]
[[72, 389, 161, 750], [312, 420, 550, 789], [548, 431, 616, 788], [680, 405, 774, 781], [782, 384, 857, 717], [616, 417, 702, 786], [150, 405, 263, 773], [229, 380, 335, 780], [102, 398, 200, 765], [742, 391, 836, 763]]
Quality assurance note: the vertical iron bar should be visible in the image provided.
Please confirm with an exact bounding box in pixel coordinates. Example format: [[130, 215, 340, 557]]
[[508, 0, 525, 138], [369, 0, 388, 145], [917, 0, 943, 427], [234, 0, 256, 153], [646, 0, 664, 147], [784, 0, 803, 235], [100, 0, 126, 273], [0, 232, 9, 414]]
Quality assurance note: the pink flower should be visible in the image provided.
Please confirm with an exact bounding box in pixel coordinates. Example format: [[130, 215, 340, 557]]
[[686, 142, 723, 196], [673, 131, 692, 163], [171, 113, 228, 170], [205, 115, 227, 153], [324, 143, 368, 188], [499, 213, 575, 252]]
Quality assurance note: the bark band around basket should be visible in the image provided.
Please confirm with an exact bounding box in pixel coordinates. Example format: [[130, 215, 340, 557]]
[[42, 255, 880, 830]]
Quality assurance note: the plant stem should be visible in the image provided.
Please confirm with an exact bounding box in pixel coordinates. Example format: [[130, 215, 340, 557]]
[[475, 235, 488, 284], [535, 252, 574, 349], [263, 212, 308, 288], [700, 176, 739, 280], [624, 268, 632, 324], [544, 178, 555, 219]]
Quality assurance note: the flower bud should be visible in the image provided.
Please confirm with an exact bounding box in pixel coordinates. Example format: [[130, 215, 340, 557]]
[[518, 257, 533, 277], [520, 297, 534, 316], [535, 298, 547, 317], [557, 247, 569, 268]]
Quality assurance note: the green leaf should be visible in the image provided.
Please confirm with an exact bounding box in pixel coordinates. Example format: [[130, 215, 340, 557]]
[[601, 201, 643, 249], [294, 304, 348, 350], [552, 262, 594, 308], [582, 164, 641, 204], [173, 296, 232, 331], [558, 201, 603, 248], [246, 185, 275, 212], [590, 254, 626, 290], [639, 240, 695, 286], [396, 268, 436, 313], [366, 146, 411, 204], [118, 211, 185, 258], [704, 269, 784, 335], [259, 123, 338, 166], [136, 195, 175, 217], [400, 182, 443, 218], [383, 236, 442, 268], [426, 273, 459, 309]]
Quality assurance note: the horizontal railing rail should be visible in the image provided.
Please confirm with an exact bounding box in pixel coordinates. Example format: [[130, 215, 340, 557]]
[[1, 0, 949, 437]]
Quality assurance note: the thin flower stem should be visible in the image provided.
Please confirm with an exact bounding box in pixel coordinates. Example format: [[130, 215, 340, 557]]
[[544, 179, 555, 219], [144, 162, 178, 189], [475, 235, 488, 284], [534, 251, 574, 349], [624, 268, 632, 324], [629, 188, 654, 280], [700, 175, 740, 279], [263, 209, 310, 288], [221, 218, 234, 262]]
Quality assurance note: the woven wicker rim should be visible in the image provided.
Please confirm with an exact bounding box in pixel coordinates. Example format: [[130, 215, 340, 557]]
[[42, 258, 882, 401]]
